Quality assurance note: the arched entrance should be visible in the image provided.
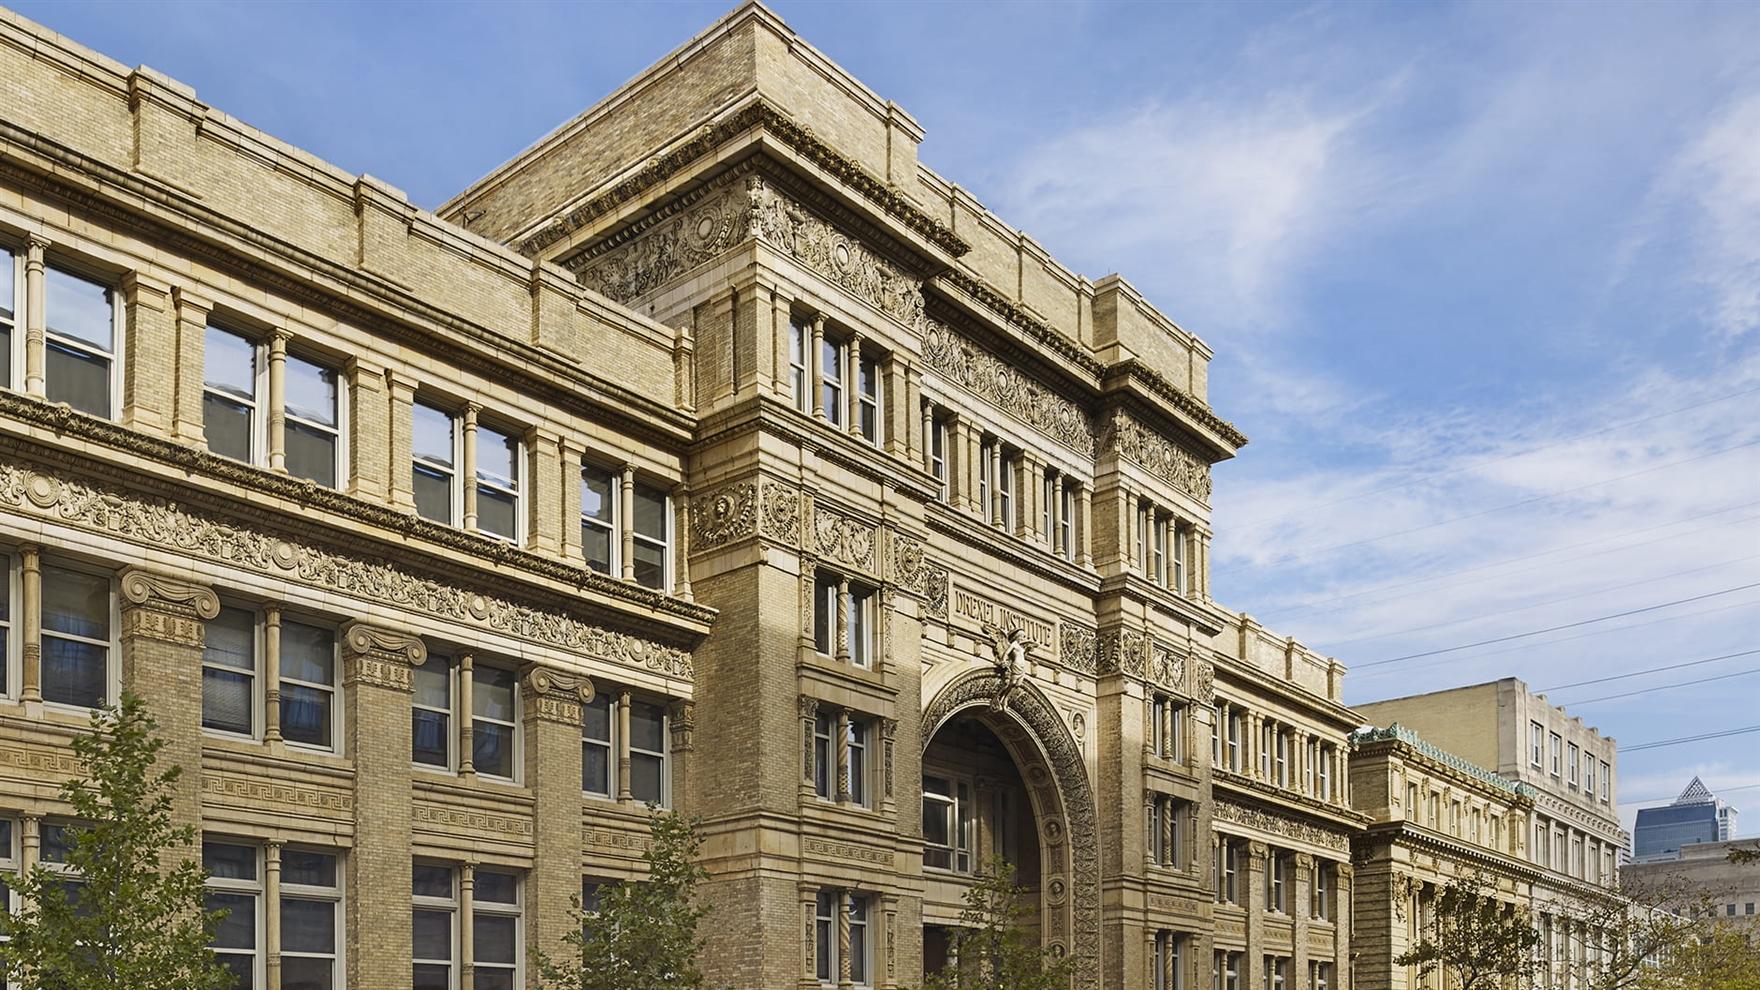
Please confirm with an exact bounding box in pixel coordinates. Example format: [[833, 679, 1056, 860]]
[[921, 670, 1099, 989]]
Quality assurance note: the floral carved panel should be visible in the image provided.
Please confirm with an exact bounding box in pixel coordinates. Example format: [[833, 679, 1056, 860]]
[[922, 319, 1096, 457], [1100, 410, 1213, 502]]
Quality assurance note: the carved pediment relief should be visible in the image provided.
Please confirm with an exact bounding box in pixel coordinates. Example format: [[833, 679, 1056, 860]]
[[923, 318, 1096, 457], [1099, 410, 1213, 502]]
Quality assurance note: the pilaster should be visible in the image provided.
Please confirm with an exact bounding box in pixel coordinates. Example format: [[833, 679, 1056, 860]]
[[1246, 841, 1268, 990], [346, 355, 388, 502], [385, 369, 418, 511], [521, 665, 591, 973], [170, 286, 212, 447], [118, 566, 219, 845], [120, 271, 175, 433]]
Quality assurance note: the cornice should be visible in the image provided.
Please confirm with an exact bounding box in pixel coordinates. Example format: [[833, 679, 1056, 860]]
[[1350, 728, 1536, 805], [1356, 820, 1544, 883], [932, 269, 1105, 377], [1210, 649, 1358, 730], [516, 98, 968, 261], [1103, 359, 1248, 451]]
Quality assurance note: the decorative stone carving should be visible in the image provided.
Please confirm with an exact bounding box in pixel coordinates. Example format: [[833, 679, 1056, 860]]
[[668, 699, 695, 753], [760, 480, 801, 544], [1212, 798, 1350, 853], [981, 623, 1033, 713], [1059, 623, 1098, 675], [1147, 646, 1187, 695], [1097, 629, 1149, 679], [412, 804, 533, 837], [574, 179, 751, 302], [690, 482, 757, 551], [921, 562, 950, 620], [812, 505, 875, 571], [340, 621, 425, 691], [119, 567, 221, 618], [0, 460, 695, 681], [1100, 410, 1213, 502], [803, 837, 893, 866], [1195, 658, 1215, 703], [204, 772, 352, 815], [922, 318, 1096, 457], [520, 665, 593, 725], [890, 532, 949, 618], [750, 177, 925, 331]]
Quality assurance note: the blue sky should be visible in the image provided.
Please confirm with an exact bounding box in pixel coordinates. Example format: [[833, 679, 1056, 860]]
[[14, 0, 1759, 835]]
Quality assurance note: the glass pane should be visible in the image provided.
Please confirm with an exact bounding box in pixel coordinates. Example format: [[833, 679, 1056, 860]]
[[582, 524, 612, 575], [204, 842, 258, 881], [413, 863, 453, 899], [0, 249, 11, 318], [582, 743, 610, 794], [473, 914, 517, 963], [629, 702, 664, 753], [473, 667, 514, 720], [413, 909, 452, 959], [477, 487, 517, 541], [205, 394, 254, 462], [474, 970, 515, 990], [476, 426, 517, 489], [280, 955, 333, 990], [280, 684, 332, 748], [582, 695, 611, 741], [414, 964, 451, 990], [43, 566, 108, 639], [45, 267, 111, 350], [281, 621, 334, 685], [217, 951, 255, 990], [472, 721, 514, 779], [632, 485, 666, 539], [581, 466, 614, 521], [632, 541, 665, 590], [412, 403, 454, 467], [205, 326, 256, 398], [413, 465, 453, 524], [821, 338, 842, 379], [280, 898, 336, 953], [413, 654, 450, 709], [207, 892, 256, 949], [45, 340, 110, 417], [43, 637, 107, 708], [476, 871, 518, 905], [0, 326, 6, 394], [412, 708, 449, 767], [923, 801, 950, 846], [632, 752, 663, 806], [285, 356, 336, 427], [206, 607, 256, 671], [280, 850, 335, 887], [41, 823, 77, 862], [202, 668, 253, 735], [285, 421, 337, 487]]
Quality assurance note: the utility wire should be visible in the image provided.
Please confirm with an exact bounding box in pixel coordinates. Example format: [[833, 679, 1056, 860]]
[[1622, 725, 1760, 753], [1556, 666, 1760, 707], [1620, 782, 1760, 806], [1538, 648, 1760, 692], [1228, 383, 1760, 532], [1353, 582, 1760, 669]]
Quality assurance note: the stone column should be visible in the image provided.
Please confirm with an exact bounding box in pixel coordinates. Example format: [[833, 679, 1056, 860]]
[[617, 689, 633, 802], [668, 699, 694, 813], [846, 329, 864, 435], [1246, 841, 1268, 990], [673, 482, 692, 601], [263, 607, 282, 744], [799, 882, 820, 989], [457, 653, 475, 779], [265, 841, 283, 990], [340, 621, 423, 990], [521, 666, 590, 974], [170, 286, 211, 446], [560, 440, 585, 562], [386, 369, 418, 511], [19, 545, 41, 704], [118, 567, 219, 847], [834, 708, 851, 804], [121, 271, 174, 433], [346, 356, 388, 502], [459, 862, 476, 988], [810, 315, 827, 420], [527, 428, 563, 555], [461, 402, 480, 531], [266, 329, 289, 473], [22, 234, 47, 398], [620, 466, 636, 581], [882, 894, 899, 990], [835, 577, 851, 664], [838, 889, 854, 990]]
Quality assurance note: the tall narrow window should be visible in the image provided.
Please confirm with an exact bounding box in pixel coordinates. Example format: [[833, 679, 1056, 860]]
[[814, 713, 834, 800], [1585, 756, 1597, 798], [0, 247, 16, 388], [847, 719, 869, 807], [1045, 472, 1058, 540], [856, 350, 880, 444], [847, 584, 875, 667], [203, 326, 262, 463], [202, 605, 257, 737], [412, 862, 457, 990], [1567, 743, 1580, 787], [1058, 483, 1075, 560], [629, 700, 668, 807], [204, 841, 261, 990], [1530, 721, 1544, 767], [1149, 797, 1168, 865], [1151, 696, 1169, 758], [978, 438, 994, 517], [820, 337, 844, 425], [1600, 762, 1610, 803], [789, 317, 809, 412], [411, 401, 459, 525], [41, 564, 110, 709], [1318, 744, 1333, 801], [280, 849, 341, 990], [929, 416, 949, 502], [580, 464, 618, 576], [473, 666, 517, 781], [279, 620, 336, 750], [1268, 852, 1288, 912], [1549, 732, 1562, 776], [475, 423, 521, 542], [923, 776, 972, 872], [996, 451, 1014, 528], [0, 554, 12, 697], [411, 654, 452, 769], [632, 483, 669, 591], [849, 895, 871, 986], [44, 265, 117, 418], [473, 871, 521, 990], [1172, 524, 1188, 594], [582, 693, 614, 797], [284, 354, 340, 487], [1152, 515, 1167, 585], [1312, 862, 1332, 920], [813, 573, 838, 655], [815, 891, 837, 984]]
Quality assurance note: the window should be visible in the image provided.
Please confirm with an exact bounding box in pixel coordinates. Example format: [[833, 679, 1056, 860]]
[[0, 247, 15, 388], [44, 265, 117, 418], [1406, 783, 1418, 820], [204, 325, 263, 463], [996, 450, 1014, 528], [847, 719, 870, 807], [412, 862, 456, 990], [1312, 862, 1332, 920], [472, 666, 518, 781], [820, 336, 844, 425], [582, 693, 614, 797], [473, 870, 521, 990], [849, 895, 871, 986], [1426, 791, 1439, 827], [1264, 956, 1287, 990], [1531, 721, 1545, 767], [1172, 523, 1188, 594], [789, 317, 809, 412], [1567, 743, 1580, 788], [628, 699, 668, 807], [1152, 514, 1167, 585], [284, 353, 341, 487], [280, 849, 341, 990], [411, 401, 460, 525], [1148, 796, 1181, 868], [1585, 756, 1597, 798], [813, 891, 870, 987], [580, 463, 618, 575], [1260, 722, 1274, 779], [1044, 472, 1058, 542], [631, 483, 669, 591], [1220, 952, 1241, 990], [205, 841, 261, 990], [856, 350, 880, 445], [813, 573, 838, 656], [1450, 800, 1461, 835], [1549, 732, 1562, 777], [1211, 713, 1220, 767], [847, 584, 875, 667], [928, 415, 949, 502], [203, 605, 258, 737], [1216, 838, 1239, 904], [1267, 852, 1288, 913], [412, 654, 452, 769], [923, 775, 972, 872], [475, 423, 521, 542], [1153, 932, 1183, 990], [978, 438, 993, 518], [1600, 762, 1610, 803], [1225, 712, 1242, 772], [0, 555, 10, 696], [1137, 503, 1150, 574], [1058, 483, 1075, 560], [280, 620, 336, 750], [1150, 696, 1170, 759], [1318, 744, 1334, 801], [813, 573, 875, 666], [1274, 731, 1289, 788], [814, 714, 835, 800], [1312, 962, 1333, 990], [41, 564, 111, 709]]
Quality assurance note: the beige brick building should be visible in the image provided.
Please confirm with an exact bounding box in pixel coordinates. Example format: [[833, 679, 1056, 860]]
[[0, 3, 1364, 989]]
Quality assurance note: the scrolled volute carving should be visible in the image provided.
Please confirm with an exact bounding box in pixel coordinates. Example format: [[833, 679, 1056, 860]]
[[340, 621, 427, 666], [118, 567, 221, 620], [521, 665, 594, 705]]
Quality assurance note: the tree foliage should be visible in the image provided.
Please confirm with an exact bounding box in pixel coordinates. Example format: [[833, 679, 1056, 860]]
[[0, 692, 230, 990], [1635, 926, 1760, 990], [1396, 872, 1541, 990], [535, 810, 716, 990], [919, 857, 1077, 990], [1556, 875, 1707, 990]]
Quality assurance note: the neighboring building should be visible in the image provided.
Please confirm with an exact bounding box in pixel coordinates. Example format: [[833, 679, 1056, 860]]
[[0, 3, 1365, 990], [1632, 777, 1741, 863], [1624, 837, 1760, 926], [1355, 680, 1625, 987], [1348, 724, 1539, 990]]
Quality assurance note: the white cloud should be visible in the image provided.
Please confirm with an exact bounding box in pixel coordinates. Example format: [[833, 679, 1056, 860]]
[[1655, 94, 1760, 338]]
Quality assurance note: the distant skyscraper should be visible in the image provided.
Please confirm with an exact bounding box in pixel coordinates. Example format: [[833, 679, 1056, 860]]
[[1632, 776, 1741, 862]]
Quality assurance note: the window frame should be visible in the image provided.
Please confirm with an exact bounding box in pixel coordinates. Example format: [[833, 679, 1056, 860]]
[[279, 848, 343, 990], [626, 697, 670, 808], [278, 616, 340, 754], [996, 449, 1014, 529], [1530, 721, 1545, 767], [579, 461, 621, 577], [472, 869, 522, 990], [38, 560, 117, 712], [846, 718, 870, 808], [412, 860, 458, 990], [411, 652, 455, 772], [928, 414, 949, 503], [1058, 482, 1075, 561], [581, 692, 616, 799], [820, 334, 846, 426], [411, 398, 463, 527], [922, 773, 973, 874], [1567, 742, 1580, 787], [846, 583, 875, 668], [203, 839, 263, 990], [0, 246, 20, 391], [1549, 732, 1562, 777], [472, 419, 524, 545], [282, 349, 347, 490], [202, 322, 267, 465], [471, 665, 521, 784], [0, 552, 14, 699], [42, 261, 122, 420], [630, 481, 671, 592], [202, 603, 262, 741], [789, 317, 810, 413], [855, 348, 881, 446]]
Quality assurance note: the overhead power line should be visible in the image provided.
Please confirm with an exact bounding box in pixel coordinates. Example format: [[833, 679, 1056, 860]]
[[1353, 581, 1760, 669], [1622, 725, 1760, 753], [1620, 782, 1760, 806], [1538, 648, 1760, 692], [1557, 666, 1760, 707]]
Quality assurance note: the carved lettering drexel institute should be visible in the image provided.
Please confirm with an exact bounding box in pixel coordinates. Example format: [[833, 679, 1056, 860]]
[[949, 586, 1056, 655], [923, 319, 1096, 458]]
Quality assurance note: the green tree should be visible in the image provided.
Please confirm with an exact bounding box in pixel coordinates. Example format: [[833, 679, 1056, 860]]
[[0, 691, 229, 990], [1396, 872, 1541, 990], [1636, 925, 1760, 990], [535, 810, 716, 990], [919, 857, 1078, 990]]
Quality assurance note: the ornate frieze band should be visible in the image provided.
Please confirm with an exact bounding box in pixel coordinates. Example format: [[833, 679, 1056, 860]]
[[1100, 410, 1213, 502], [0, 460, 694, 681], [1212, 798, 1351, 854], [690, 482, 758, 551], [923, 318, 1096, 457]]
